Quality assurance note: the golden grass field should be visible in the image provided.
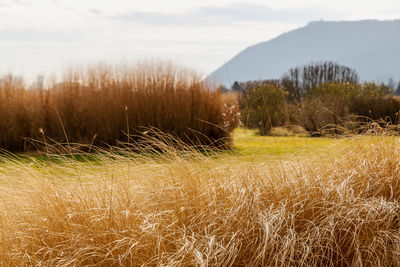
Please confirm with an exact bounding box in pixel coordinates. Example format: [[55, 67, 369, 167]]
[[1, 128, 400, 266]]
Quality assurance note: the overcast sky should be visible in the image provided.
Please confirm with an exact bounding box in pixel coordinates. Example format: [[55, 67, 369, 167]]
[[1, 0, 399, 81]]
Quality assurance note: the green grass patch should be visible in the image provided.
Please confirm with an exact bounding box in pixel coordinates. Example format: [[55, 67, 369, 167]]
[[232, 128, 343, 156], [5, 128, 395, 165]]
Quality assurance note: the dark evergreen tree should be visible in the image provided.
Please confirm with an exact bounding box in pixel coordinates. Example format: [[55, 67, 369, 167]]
[[232, 81, 240, 92], [388, 78, 395, 90]]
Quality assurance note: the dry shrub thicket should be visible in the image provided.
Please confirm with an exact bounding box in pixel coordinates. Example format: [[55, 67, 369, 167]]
[[220, 91, 240, 131], [0, 62, 232, 152], [1, 126, 400, 266], [238, 62, 399, 135]]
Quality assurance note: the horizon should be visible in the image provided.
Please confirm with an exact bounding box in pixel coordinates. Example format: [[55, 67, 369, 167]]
[[3, 18, 400, 85]]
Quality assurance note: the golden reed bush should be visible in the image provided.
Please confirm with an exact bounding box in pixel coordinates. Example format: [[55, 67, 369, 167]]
[[220, 91, 240, 132], [1, 129, 400, 266], [0, 61, 232, 152]]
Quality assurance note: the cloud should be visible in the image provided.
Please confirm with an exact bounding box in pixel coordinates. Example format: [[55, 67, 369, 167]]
[[111, 3, 336, 27], [11, 0, 29, 5], [90, 8, 102, 15], [0, 28, 84, 43]]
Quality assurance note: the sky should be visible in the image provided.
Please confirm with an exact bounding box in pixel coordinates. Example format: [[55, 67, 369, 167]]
[[0, 0, 399, 81]]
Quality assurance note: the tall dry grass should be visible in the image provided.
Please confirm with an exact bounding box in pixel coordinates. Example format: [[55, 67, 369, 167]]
[[1, 129, 400, 266], [0, 61, 230, 152]]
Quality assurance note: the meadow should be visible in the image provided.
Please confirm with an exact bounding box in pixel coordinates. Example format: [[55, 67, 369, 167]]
[[1, 127, 399, 266], [1, 61, 399, 266]]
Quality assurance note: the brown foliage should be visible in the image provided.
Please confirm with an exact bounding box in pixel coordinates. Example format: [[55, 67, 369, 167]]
[[220, 92, 240, 132], [236, 62, 398, 136], [0, 62, 232, 152]]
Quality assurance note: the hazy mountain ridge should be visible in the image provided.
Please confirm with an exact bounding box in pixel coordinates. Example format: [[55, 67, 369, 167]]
[[208, 20, 400, 87]]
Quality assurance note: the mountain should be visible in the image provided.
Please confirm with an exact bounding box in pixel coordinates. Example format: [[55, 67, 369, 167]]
[[207, 20, 400, 87]]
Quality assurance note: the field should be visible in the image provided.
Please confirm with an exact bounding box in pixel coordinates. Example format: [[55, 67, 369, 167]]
[[1, 128, 399, 266], [233, 128, 339, 156]]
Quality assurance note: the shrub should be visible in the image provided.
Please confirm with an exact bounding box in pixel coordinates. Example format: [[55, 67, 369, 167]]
[[238, 62, 399, 135], [296, 96, 351, 133], [220, 92, 240, 132], [238, 82, 288, 134], [350, 97, 400, 124], [281, 61, 359, 101]]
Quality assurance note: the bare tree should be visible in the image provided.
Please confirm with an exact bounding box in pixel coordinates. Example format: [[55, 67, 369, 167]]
[[281, 61, 359, 101]]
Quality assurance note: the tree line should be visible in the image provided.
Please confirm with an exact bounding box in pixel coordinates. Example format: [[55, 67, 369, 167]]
[[232, 61, 400, 135]]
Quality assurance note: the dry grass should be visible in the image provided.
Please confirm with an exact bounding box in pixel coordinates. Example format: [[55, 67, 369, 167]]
[[1, 131, 400, 266], [0, 61, 230, 152], [269, 126, 308, 137], [221, 91, 240, 132]]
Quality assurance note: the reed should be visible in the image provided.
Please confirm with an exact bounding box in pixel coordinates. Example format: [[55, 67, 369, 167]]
[[0, 61, 231, 152]]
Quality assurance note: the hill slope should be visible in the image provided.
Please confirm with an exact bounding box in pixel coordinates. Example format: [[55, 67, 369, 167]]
[[208, 20, 400, 87]]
